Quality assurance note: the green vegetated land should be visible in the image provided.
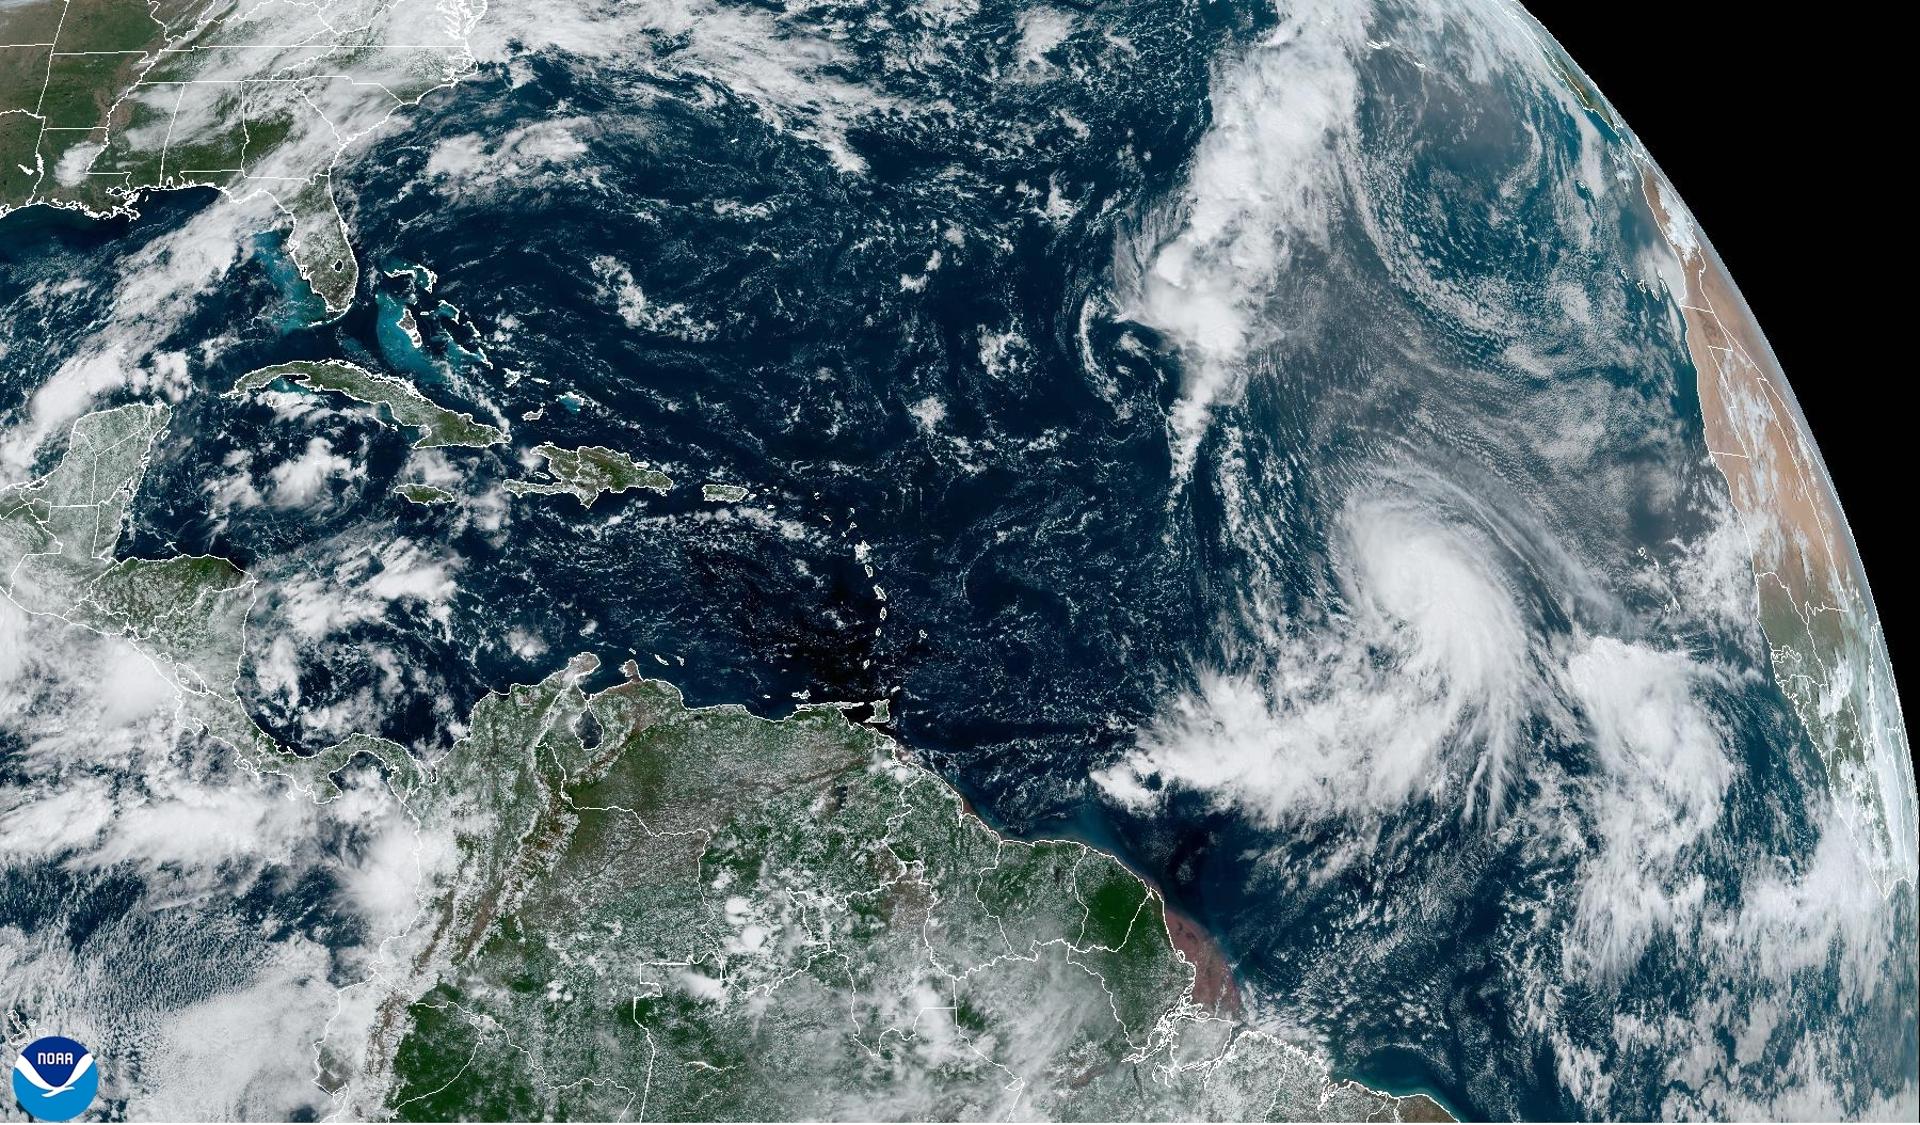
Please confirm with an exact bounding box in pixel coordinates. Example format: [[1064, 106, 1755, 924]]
[[3, 0, 264, 213], [2, 0, 479, 312], [505, 442, 674, 505], [1, 0, 165, 208], [396, 481, 455, 505], [1, 404, 1446, 1122], [229, 358, 507, 448], [381, 658, 1449, 1121], [0, 402, 419, 787]]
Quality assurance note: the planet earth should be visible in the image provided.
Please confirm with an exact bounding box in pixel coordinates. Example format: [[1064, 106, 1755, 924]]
[[1, 0, 1914, 1120]]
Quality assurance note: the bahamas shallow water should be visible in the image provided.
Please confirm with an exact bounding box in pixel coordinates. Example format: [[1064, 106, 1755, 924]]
[[2, 0, 1912, 1118]]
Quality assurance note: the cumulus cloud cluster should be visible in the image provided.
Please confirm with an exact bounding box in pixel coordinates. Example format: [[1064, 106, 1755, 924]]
[[0, 600, 438, 1119], [1099, 485, 1547, 825]]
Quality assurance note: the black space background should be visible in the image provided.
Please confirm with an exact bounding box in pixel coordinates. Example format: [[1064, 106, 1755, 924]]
[[1531, 7, 1912, 717]]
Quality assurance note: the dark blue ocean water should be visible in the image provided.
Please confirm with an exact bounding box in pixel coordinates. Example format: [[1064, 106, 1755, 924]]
[[3, 0, 1913, 1118]]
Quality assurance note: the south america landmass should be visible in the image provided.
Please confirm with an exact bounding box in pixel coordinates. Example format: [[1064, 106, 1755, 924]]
[[1, 402, 1448, 1121]]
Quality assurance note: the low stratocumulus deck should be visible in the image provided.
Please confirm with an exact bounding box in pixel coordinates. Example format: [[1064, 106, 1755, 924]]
[[1, 0, 1914, 1121]]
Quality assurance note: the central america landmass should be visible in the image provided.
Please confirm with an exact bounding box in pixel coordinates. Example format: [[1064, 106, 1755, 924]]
[[1, 402, 1449, 1121]]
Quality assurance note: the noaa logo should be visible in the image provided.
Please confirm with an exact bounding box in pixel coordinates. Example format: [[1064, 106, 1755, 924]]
[[11, 1036, 97, 1122]]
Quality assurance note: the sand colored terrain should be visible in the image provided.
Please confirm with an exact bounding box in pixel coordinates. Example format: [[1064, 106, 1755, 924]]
[[1640, 164, 1915, 887]]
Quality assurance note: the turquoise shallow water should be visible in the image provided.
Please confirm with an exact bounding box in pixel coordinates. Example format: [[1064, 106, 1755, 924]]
[[1, 0, 1913, 1118]]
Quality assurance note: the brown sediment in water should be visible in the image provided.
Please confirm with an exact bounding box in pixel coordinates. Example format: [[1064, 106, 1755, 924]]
[[1161, 898, 1241, 1015]]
